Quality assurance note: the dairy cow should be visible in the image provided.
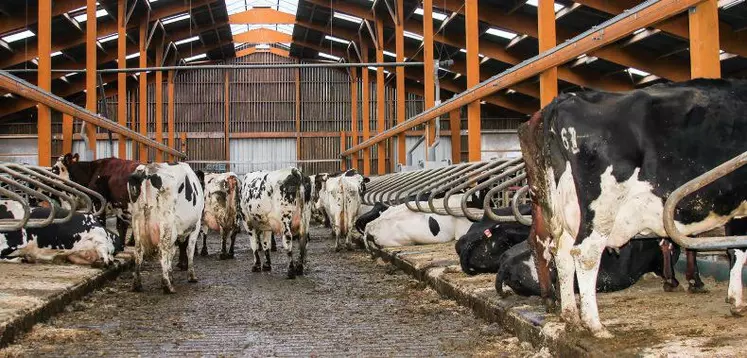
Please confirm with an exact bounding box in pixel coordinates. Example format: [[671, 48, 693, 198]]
[[319, 169, 369, 251], [495, 240, 674, 297], [52, 153, 140, 244], [0, 201, 123, 267], [127, 162, 204, 294], [196, 172, 241, 259], [364, 202, 473, 249], [519, 79, 747, 337], [239, 168, 309, 278]]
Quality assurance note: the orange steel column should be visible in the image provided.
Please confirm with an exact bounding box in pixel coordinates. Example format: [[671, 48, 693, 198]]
[[138, 21, 148, 162], [465, 0, 481, 162], [376, 19, 386, 175], [396, 0, 406, 167], [180, 132, 187, 155], [423, 0, 436, 155], [62, 114, 73, 153], [117, 0, 127, 158], [361, 45, 371, 176], [131, 94, 137, 159], [167, 71, 175, 161], [85, 0, 98, 158], [155, 42, 164, 162], [295, 68, 301, 165], [225, 71, 232, 163], [340, 131, 347, 171], [449, 109, 461, 164], [37, 0, 52, 166], [539, 0, 558, 106], [689, 0, 721, 79], [350, 68, 359, 170]]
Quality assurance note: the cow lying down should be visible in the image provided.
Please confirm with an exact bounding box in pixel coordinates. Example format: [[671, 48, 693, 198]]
[[496, 239, 672, 297], [363, 202, 473, 249], [0, 201, 123, 267]]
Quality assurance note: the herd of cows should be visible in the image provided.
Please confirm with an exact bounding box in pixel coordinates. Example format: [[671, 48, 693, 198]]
[[0, 78, 745, 339]]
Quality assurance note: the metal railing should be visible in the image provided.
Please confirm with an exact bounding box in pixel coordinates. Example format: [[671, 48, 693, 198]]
[[363, 158, 530, 224]]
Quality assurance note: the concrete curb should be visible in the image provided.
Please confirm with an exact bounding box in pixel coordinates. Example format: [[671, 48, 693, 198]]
[[0, 258, 132, 348], [370, 246, 604, 357]]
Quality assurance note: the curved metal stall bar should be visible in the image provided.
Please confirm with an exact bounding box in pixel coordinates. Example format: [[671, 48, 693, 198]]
[[512, 185, 533, 226], [482, 174, 529, 222], [27, 165, 107, 217], [404, 164, 470, 212], [0, 175, 56, 228], [0, 165, 76, 225], [412, 162, 482, 213], [6, 164, 93, 215], [379, 169, 437, 205], [426, 161, 498, 215], [389, 166, 454, 207], [461, 163, 526, 221], [442, 158, 524, 217], [364, 171, 416, 205], [0, 188, 31, 231], [663, 151, 747, 250]]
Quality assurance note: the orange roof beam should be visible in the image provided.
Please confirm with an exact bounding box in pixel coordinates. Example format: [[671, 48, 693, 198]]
[[233, 28, 292, 44], [229, 8, 295, 24]]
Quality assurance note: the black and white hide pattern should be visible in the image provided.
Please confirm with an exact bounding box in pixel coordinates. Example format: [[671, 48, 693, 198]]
[[239, 168, 309, 279], [0, 200, 123, 267], [354, 202, 389, 235], [319, 169, 369, 252], [455, 205, 531, 275], [127, 162, 204, 294], [495, 239, 674, 298], [519, 78, 747, 337], [198, 172, 241, 260]]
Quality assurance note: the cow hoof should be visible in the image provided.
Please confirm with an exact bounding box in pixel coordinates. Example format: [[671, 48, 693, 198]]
[[335, 245, 343, 253], [219, 252, 231, 260], [262, 264, 272, 272], [200, 248, 209, 257], [132, 283, 143, 292], [295, 264, 305, 276], [662, 280, 680, 292], [731, 305, 747, 317], [346, 244, 354, 252], [229, 252, 235, 259], [188, 277, 198, 283], [251, 265, 262, 273], [591, 327, 614, 339], [176, 262, 188, 271], [163, 286, 176, 294], [687, 284, 708, 294], [287, 271, 297, 279]]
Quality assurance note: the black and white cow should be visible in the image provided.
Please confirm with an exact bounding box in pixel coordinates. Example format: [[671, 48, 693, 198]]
[[197, 172, 241, 259], [519, 78, 747, 337], [319, 169, 369, 251], [363, 196, 473, 249], [127, 162, 204, 294], [495, 239, 674, 297], [0, 200, 123, 267], [455, 205, 531, 275], [354, 202, 389, 235], [239, 168, 309, 278]]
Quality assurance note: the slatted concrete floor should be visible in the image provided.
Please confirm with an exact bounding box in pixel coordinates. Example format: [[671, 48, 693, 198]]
[[0, 228, 545, 357]]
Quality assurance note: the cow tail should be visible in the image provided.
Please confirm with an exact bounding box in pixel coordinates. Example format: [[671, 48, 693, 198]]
[[338, 179, 346, 236]]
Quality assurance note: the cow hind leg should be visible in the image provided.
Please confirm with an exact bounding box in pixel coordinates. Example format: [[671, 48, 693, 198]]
[[261, 230, 273, 272], [270, 235, 278, 252], [249, 229, 262, 272], [572, 233, 611, 338], [219, 228, 231, 260], [282, 224, 296, 279], [228, 228, 238, 258], [660, 239, 680, 292], [556, 231, 580, 326], [132, 237, 145, 292], [727, 249, 747, 316], [186, 228, 199, 283], [159, 229, 178, 294], [176, 239, 189, 271], [686, 249, 707, 294], [117, 219, 132, 247], [199, 226, 209, 257]]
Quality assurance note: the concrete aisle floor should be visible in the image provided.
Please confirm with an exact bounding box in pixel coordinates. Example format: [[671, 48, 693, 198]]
[[0, 227, 546, 357]]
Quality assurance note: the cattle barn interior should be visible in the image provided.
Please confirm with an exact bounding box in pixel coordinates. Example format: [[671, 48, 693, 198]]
[[0, 0, 747, 355]]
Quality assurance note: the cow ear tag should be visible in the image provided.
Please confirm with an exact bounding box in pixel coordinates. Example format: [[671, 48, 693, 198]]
[[483, 229, 492, 238]]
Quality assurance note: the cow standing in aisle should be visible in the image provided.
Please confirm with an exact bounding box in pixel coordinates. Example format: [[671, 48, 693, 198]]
[[319, 169, 368, 251], [127, 162, 204, 294], [519, 79, 747, 337], [0, 200, 123, 267], [239, 168, 309, 278], [52, 153, 140, 244], [196, 171, 242, 259]]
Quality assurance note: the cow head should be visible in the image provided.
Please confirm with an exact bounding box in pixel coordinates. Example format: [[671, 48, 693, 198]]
[[195, 170, 206, 190], [127, 170, 146, 203], [51, 153, 79, 179]]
